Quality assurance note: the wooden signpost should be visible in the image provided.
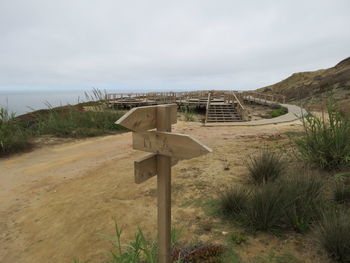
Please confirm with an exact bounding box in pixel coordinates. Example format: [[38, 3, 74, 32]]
[[116, 104, 212, 263]]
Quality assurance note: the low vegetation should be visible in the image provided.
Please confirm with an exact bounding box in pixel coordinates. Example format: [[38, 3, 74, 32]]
[[179, 106, 196, 122], [215, 102, 350, 261], [75, 222, 236, 263], [34, 108, 124, 138], [219, 174, 323, 233], [0, 90, 126, 156], [270, 105, 288, 118], [0, 107, 32, 156]]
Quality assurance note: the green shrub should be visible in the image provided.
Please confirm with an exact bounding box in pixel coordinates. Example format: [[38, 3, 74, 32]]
[[295, 103, 350, 170], [219, 187, 250, 217], [0, 107, 32, 156], [316, 210, 350, 263], [281, 174, 324, 232], [271, 106, 288, 118], [247, 149, 285, 185], [242, 183, 286, 232]]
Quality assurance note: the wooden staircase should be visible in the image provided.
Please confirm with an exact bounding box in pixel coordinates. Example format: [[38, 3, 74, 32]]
[[206, 103, 242, 123]]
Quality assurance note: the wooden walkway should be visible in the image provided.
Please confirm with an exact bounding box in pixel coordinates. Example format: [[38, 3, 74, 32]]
[[107, 90, 289, 124], [205, 96, 307, 126]]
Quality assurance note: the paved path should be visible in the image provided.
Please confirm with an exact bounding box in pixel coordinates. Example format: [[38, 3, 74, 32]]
[[205, 97, 307, 126]]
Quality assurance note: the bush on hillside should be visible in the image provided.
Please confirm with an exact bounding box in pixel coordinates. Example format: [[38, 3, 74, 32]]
[[295, 103, 350, 170], [35, 108, 125, 138]]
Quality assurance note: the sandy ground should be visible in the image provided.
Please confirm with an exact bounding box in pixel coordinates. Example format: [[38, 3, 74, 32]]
[[0, 120, 330, 263]]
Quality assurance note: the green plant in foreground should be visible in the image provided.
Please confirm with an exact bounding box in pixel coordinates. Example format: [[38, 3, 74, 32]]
[[295, 103, 350, 170], [316, 210, 350, 263], [74, 222, 235, 263], [247, 149, 285, 185], [98, 222, 157, 263]]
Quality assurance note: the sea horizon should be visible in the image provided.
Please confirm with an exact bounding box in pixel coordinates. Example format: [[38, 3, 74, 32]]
[[0, 88, 216, 116]]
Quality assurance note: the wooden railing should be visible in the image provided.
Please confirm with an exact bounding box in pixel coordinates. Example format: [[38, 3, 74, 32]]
[[241, 91, 286, 104], [205, 92, 212, 123], [232, 92, 249, 121]]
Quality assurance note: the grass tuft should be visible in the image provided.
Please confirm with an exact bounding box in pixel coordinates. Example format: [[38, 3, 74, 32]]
[[242, 183, 285, 232], [315, 210, 350, 263], [281, 174, 324, 232], [219, 187, 250, 218], [247, 149, 285, 185]]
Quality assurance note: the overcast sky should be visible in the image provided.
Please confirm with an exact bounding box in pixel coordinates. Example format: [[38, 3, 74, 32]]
[[0, 0, 349, 92]]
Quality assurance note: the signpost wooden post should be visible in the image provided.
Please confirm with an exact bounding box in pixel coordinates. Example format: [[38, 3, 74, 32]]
[[116, 104, 212, 263]]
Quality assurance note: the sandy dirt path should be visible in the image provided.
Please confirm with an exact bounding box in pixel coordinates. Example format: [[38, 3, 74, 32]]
[[0, 121, 328, 263]]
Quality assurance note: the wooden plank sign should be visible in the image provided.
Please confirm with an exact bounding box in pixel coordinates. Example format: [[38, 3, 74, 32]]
[[115, 104, 212, 263], [134, 153, 178, 184], [133, 131, 212, 159]]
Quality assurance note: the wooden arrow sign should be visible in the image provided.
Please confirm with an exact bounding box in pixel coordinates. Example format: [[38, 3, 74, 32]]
[[115, 104, 212, 263], [115, 104, 177, 132], [133, 131, 212, 159], [134, 154, 178, 184]]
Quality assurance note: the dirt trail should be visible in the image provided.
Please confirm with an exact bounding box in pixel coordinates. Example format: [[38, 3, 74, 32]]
[[0, 121, 327, 263]]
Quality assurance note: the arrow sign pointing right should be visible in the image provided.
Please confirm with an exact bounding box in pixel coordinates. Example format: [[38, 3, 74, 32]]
[[133, 131, 212, 159]]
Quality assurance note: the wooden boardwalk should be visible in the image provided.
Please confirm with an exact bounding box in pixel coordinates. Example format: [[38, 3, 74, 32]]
[[107, 90, 287, 124]]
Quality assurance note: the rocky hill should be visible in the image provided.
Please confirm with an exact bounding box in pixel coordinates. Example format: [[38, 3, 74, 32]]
[[258, 57, 350, 110]]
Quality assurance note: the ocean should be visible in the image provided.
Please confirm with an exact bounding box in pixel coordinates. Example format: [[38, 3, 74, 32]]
[[0, 90, 90, 116]]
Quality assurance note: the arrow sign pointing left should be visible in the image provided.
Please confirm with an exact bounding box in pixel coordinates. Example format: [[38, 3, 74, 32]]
[[133, 131, 212, 159], [116, 104, 177, 132]]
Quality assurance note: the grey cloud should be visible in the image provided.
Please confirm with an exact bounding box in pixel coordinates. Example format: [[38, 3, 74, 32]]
[[0, 0, 349, 91]]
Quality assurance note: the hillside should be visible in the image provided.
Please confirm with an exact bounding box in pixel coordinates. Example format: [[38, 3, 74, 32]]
[[259, 57, 350, 110]]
